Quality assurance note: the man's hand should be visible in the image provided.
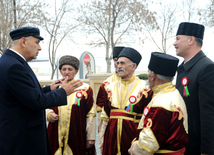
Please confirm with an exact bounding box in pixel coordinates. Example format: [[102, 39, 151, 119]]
[[48, 112, 59, 123], [86, 140, 95, 149], [50, 78, 65, 91], [61, 76, 83, 96]]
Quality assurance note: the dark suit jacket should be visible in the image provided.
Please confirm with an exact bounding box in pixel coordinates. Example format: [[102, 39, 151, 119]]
[[0, 49, 67, 155], [176, 51, 214, 155]]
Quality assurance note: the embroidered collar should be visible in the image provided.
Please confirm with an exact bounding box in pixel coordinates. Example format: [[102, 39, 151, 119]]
[[115, 73, 120, 79], [152, 82, 175, 95], [67, 78, 75, 83], [121, 74, 135, 85]]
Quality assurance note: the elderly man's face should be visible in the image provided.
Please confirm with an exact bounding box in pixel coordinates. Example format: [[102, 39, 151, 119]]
[[60, 65, 78, 81], [117, 57, 135, 80], [24, 36, 42, 62]]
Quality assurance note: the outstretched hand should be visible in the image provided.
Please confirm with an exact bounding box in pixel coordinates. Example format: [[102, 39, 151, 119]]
[[61, 76, 83, 96], [50, 77, 65, 91]]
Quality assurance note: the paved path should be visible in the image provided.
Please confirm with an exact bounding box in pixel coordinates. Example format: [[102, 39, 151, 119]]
[[95, 115, 101, 155]]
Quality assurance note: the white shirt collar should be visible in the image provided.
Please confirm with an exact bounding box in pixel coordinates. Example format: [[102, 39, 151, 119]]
[[184, 55, 194, 64], [10, 48, 26, 61]]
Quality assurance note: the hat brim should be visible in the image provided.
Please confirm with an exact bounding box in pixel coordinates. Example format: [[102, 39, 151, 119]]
[[33, 35, 44, 40]]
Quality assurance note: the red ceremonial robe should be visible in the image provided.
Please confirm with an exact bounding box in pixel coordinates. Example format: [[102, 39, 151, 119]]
[[130, 82, 188, 155], [47, 83, 96, 155], [96, 74, 120, 112], [100, 75, 153, 155]]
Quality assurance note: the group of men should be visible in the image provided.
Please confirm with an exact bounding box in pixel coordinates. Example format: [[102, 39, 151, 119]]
[[0, 21, 214, 155]]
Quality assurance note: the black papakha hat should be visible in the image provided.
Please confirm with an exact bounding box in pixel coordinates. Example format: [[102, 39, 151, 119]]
[[148, 52, 179, 77], [118, 47, 142, 67], [10, 26, 44, 41], [113, 46, 125, 59], [176, 22, 205, 40], [59, 55, 80, 70]]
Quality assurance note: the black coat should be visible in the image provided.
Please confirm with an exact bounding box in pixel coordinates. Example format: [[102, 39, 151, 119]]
[[176, 51, 214, 155], [0, 49, 67, 155]]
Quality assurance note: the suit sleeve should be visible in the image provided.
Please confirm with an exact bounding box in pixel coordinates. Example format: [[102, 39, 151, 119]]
[[8, 64, 67, 110], [42, 86, 51, 93], [198, 63, 214, 153]]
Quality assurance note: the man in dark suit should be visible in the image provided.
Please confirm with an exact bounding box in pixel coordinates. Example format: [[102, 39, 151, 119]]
[[0, 27, 83, 155], [174, 22, 214, 155]]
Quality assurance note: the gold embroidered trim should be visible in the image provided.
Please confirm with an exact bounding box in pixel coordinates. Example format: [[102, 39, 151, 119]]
[[156, 148, 184, 153], [117, 118, 123, 154], [131, 137, 137, 145], [146, 118, 152, 128], [86, 114, 96, 117], [111, 109, 137, 115], [100, 117, 109, 122], [138, 141, 156, 153], [110, 116, 135, 121], [152, 82, 175, 95], [134, 120, 141, 123], [96, 105, 102, 112], [47, 111, 53, 122]]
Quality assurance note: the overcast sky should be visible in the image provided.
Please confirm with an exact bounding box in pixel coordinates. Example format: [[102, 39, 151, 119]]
[[35, 0, 214, 76]]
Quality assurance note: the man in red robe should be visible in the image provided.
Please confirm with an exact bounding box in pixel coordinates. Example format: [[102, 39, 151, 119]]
[[99, 47, 153, 155], [129, 52, 188, 155], [96, 46, 124, 125], [46, 55, 96, 155]]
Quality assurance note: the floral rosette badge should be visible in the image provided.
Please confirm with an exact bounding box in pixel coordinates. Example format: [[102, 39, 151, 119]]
[[182, 77, 190, 97], [126, 95, 136, 112], [75, 92, 82, 106], [143, 106, 150, 116]]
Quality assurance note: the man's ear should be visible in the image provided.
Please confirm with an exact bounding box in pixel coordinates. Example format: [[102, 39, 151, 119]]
[[75, 70, 79, 75], [20, 37, 27, 47], [189, 36, 195, 45], [132, 63, 137, 70], [151, 71, 156, 81]]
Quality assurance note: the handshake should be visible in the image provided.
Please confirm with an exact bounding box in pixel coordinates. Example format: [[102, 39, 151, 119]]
[[50, 76, 83, 96]]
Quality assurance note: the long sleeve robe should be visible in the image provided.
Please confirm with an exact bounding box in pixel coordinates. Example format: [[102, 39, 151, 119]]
[[46, 82, 96, 155], [130, 82, 188, 155], [99, 74, 153, 155]]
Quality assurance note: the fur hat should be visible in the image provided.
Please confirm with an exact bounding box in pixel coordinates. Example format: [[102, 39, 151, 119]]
[[176, 22, 205, 39], [118, 47, 142, 67], [148, 52, 179, 77], [59, 55, 79, 70], [113, 46, 125, 59]]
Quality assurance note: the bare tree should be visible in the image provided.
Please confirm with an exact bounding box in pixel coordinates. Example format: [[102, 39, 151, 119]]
[[199, 0, 214, 27], [135, 2, 178, 53], [0, 0, 46, 55], [77, 0, 156, 73], [181, 0, 201, 22], [41, 0, 79, 79]]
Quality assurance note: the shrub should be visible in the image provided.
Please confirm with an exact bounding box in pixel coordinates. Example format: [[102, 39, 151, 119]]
[[137, 74, 148, 80]]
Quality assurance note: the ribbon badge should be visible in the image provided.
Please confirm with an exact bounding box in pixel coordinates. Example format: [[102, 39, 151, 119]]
[[143, 106, 150, 116], [126, 95, 136, 112], [75, 92, 82, 106], [182, 77, 190, 97]]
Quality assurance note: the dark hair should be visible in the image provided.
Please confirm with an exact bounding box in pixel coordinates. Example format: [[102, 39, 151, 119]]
[[86, 62, 91, 67], [195, 37, 203, 47]]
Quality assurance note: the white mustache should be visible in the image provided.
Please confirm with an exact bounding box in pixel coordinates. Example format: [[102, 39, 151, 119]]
[[118, 68, 126, 72]]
